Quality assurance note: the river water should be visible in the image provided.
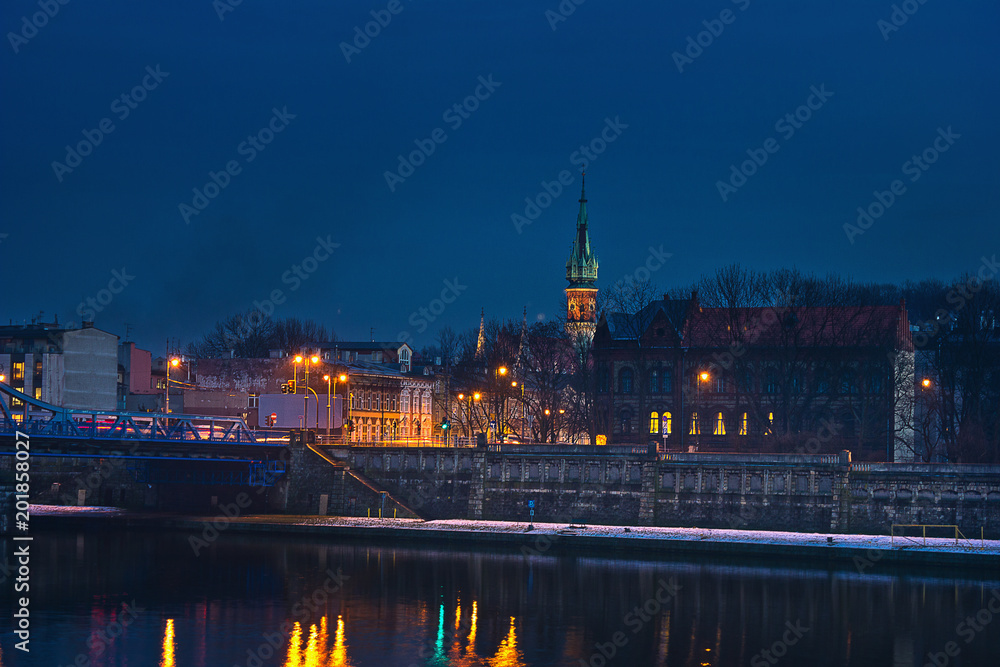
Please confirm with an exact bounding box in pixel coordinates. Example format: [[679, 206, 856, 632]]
[[1, 527, 998, 666]]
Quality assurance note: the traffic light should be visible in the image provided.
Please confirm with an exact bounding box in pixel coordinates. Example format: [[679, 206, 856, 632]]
[[346, 419, 355, 433], [288, 379, 296, 393], [441, 420, 450, 430], [280, 383, 289, 394]]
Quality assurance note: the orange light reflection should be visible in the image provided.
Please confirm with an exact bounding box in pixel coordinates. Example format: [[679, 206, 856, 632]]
[[160, 618, 176, 667]]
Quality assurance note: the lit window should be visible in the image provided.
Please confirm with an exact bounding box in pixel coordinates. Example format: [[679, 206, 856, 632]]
[[13, 362, 24, 380], [248, 393, 259, 408], [649, 411, 660, 434], [34, 387, 42, 400], [714, 412, 726, 436], [689, 412, 699, 435], [765, 412, 774, 436], [739, 412, 748, 436], [663, 411, 672, 435]]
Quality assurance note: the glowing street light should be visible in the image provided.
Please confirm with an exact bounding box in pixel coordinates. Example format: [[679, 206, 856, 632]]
[[166, 357, 181, 413], [921, 378, 932, 388]]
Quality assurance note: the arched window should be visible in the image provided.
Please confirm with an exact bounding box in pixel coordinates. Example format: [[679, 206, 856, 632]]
[[619, 368, 634, 394], [648, 370, 659, 395], [765, 412, 774, 436], [739, 412, 748, 436], [649, 411, 660, 434], [663, 411, 672, 435], [620, 410, 633, 434], [597, 367, 610, 393], [714, 412, 726, 436], [689, 411, 699, 435]]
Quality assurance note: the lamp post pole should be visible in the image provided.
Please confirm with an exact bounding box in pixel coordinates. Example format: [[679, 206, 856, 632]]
[[165, 357, 180, 414]]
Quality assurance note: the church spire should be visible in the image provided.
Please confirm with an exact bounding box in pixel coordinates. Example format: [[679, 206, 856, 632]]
[[475, 307, 486, 359], [564, 169, 599, 341], [566, 168, 597, 287]]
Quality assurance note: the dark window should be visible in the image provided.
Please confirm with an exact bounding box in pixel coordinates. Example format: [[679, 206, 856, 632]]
[[648, 370, 659, 394], [765, 369, 778, 394], [620, 410, 633, 434], [662, 370, 673, 392], [619, 368, 633, 394]]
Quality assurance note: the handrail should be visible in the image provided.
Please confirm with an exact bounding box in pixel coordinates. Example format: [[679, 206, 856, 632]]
[[890, 523, 984, 550], [305, 441, 425, 520]]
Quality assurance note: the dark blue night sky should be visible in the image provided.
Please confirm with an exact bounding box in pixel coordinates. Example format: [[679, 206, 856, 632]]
[[2, 0, 997, 352]]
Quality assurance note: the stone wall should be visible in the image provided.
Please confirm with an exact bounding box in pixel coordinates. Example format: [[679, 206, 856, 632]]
[[342, 447, 1000, 537]]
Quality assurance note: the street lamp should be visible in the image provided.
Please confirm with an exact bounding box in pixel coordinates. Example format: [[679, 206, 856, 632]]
[[165, 357, 180, 414], [323, 373, 348, 441], [921, 378, 932, 388], [696, 370, 710, 448], [294, 354, 322, 428]]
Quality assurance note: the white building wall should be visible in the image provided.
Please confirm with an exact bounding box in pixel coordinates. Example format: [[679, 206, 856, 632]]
[[61, 328, 118, 410]]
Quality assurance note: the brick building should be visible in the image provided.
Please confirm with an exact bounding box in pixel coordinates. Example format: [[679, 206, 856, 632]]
[[591, 295, 915, 461]]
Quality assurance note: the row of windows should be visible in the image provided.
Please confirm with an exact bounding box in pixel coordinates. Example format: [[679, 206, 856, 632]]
[[603, 367, 886, 395], [639, 410, 774, 437]]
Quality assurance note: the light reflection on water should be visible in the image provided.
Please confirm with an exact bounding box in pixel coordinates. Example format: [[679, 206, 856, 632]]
[[160, 618, 175, 667], [6, 529, 1000, 666], [255, 603, 518, 667]]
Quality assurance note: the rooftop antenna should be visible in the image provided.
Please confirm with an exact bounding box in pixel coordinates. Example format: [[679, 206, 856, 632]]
[[370, 327, 375, 342]]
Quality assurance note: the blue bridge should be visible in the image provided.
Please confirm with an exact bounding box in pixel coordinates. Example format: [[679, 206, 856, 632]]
[[0, 382, 287, 487]]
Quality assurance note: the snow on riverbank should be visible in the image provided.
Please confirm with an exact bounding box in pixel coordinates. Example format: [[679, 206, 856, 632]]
[[29, 505, 999, 555]]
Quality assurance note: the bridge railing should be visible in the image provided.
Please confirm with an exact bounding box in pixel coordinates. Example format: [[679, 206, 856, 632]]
[[1, 410, 258, 444]]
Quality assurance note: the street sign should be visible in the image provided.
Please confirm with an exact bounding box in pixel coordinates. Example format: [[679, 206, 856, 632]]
[[530, 509, 534, 517], [528, 500, 534, 508]]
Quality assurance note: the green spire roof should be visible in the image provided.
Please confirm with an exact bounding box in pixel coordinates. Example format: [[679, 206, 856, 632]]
[[566, 172, 598, 287]]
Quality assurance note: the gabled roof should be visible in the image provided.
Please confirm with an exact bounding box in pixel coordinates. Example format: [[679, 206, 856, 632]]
[[596, 298, 911, 351]]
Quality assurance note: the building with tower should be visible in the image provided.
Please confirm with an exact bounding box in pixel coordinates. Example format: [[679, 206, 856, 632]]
[[565, 173, 599, 341]]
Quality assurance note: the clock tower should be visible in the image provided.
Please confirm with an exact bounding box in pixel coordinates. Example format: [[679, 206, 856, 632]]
[[565, 172, 599, 341]]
